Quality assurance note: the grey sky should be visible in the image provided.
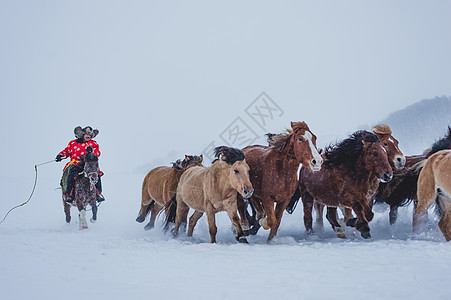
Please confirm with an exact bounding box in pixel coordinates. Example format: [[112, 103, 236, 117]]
[[1, 1, 450, 176]]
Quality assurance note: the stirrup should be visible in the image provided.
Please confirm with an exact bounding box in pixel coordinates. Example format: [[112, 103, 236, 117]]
[[96, 194, 105, 203], [65, 195, 74, 204]]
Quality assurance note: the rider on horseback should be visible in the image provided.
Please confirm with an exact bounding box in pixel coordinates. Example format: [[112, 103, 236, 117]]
[[56, 126, 105, 204]]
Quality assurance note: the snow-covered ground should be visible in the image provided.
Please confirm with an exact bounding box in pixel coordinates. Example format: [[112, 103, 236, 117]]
[[1, 171, 450, 300]]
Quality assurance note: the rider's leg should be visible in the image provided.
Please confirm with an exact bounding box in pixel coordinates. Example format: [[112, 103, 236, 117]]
[[65, 165, 81, 203]]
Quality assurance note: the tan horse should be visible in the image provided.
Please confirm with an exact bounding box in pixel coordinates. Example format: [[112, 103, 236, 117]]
[[315, 124, 406, 226], [169, 146, 253, 243], [413, 150, 451, 240], [136, 155, 203, 230]]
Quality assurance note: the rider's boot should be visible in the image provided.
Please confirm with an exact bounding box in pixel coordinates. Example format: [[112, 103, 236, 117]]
[[95, 176, 105, 203]]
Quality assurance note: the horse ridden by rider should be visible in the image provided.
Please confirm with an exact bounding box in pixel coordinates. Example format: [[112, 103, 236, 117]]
[[56, 126, 105, 204]]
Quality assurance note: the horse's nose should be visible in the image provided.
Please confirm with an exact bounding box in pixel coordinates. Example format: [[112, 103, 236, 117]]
[[243, 188, 254, 199], [381, 172, 393, 183]]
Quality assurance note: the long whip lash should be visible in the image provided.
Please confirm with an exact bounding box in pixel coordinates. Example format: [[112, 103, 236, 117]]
[[0, 160, 54, 225]]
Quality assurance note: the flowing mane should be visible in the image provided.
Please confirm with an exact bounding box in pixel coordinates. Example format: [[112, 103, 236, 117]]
[[372, 124, 392, 135], [324, 131, 380, 169], [266, 121, 309, 152], [213, 146, 245, 165], [424, 126, 451, 157], [172, 155, 203, 171]]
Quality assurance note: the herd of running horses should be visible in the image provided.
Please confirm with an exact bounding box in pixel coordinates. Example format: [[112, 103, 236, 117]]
[[64, 122, 451, 242]]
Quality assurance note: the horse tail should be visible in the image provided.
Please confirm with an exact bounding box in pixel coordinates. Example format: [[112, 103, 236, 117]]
[[163, 195, 177, 230], [434, 194, 444, 218], [286, 187, 301, 214]]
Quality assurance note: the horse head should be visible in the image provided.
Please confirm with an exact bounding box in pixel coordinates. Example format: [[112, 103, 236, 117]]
[[80, 152, 99, 186], [372, 124, 406, 170], [214, 146, 253, 198], [361, 132, 393, 183], [289, 121, 323, 171]]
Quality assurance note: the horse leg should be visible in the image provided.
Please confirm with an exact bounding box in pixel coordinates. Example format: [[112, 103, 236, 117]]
[[326, 207, 346, 238], [351, 201, 373, 239], [301, 192, 314, 234], [236, 195, 250, 235], [389, 205, 398, 225], [314, 201, 324, 228], [187, 210, 203, 237], [206, 203, 217, 243], [267, 200, 290, 241], [172, 200, 189, 237], [79, 209, 88, 230], [225, 201, 248, 243], [343, 207, 354, 224], [90, 203, 98, 223], [259, 198, 276, 232], [136, 190, 154, 223], [145, 202, 162, 231], [249, 197, 265, 235], [63, 198, 71, 223]]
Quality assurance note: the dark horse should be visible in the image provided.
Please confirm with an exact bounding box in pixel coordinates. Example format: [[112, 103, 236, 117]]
[[63, 147, 99, 229], [374, 126, 451, 225], [237, 121, 323, 241], [300, 131, 393, 239]]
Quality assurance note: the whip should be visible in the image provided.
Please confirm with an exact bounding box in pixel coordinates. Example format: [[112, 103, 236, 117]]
[[0, 159, 55, 225]]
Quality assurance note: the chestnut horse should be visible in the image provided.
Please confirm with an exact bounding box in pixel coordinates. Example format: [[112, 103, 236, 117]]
[[136, 155, 203, 230], [413, 150, 451, 240], [237, 121, 323, 241], [63, 149, 100, 230], [375, 126, 451, 225], [169, 146, 253, 243], [313, 124, 406, 226], [300, 131, 393, 239]]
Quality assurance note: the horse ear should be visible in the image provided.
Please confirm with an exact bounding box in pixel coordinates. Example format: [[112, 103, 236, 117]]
[[185, 155, 190, 162], [199, 155, 203, 162], [290, 121, 294, 129]]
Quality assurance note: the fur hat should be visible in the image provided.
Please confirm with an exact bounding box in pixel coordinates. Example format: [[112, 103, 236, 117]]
[[74, 126, 99, 139]]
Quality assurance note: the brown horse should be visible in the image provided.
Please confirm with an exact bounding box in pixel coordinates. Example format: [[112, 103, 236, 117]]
[[413, 150, 451, 240], [300, 131, 393, 239], [314, 124, 406, 226], [169, 146, 253, 243], [63, 148, 100, 230], [136, 155, 203, 230], [375, 126, 451, 225], [237, 121, 323, 241]]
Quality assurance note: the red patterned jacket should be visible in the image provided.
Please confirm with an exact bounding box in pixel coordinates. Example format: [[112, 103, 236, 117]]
[[58, 139, 101, 171]]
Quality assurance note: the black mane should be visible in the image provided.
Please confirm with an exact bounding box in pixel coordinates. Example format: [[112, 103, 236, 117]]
[[426, 126, 451, 157], [172, 155, 203, 171], [213, 146, 245, 165], [324, 130, 379, 169]]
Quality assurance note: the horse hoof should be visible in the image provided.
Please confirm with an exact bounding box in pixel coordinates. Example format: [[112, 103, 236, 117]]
[[249, 224, 260, 235], [136, 216, 145, 223], [90, 218, 96, 223], [346, 218, 358, 227], [243, 229, 250, 236], [144, 223, 154, 231], [361, 231, 371, 239], [259, 218, 270, 230], [238, 237, 249, 244], [66, 216, 71, 223], [337, 233, 347, 239]]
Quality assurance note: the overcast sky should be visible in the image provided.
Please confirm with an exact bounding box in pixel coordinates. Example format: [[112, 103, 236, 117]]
[[1, 1, 451, 176]]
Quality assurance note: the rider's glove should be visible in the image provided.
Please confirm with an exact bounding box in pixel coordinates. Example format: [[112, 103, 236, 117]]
[[55, 154, 63, 162]]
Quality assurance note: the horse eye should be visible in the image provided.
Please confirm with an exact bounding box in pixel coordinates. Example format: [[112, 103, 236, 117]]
[[234, 169, 239, 174], [384, 143, 388, 146], [299, 138, 303, 142]]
